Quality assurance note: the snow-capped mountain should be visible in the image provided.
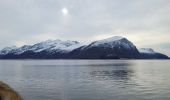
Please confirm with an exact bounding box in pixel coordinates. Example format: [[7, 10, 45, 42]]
[[28, 39, 82, 53], [8, 45, 32, 54], [0, 36, 169, 59], [85, 36, 136, 50], [0, 46, 17, 55], [138, 48, 155, 54], [0, 39, 82, 55], [69, 36, 140, 59], [138, 48, 168, 59]]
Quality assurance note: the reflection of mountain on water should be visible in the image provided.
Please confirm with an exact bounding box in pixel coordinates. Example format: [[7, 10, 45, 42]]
[[86, 62, 133, 67], [90, 63, 134, 81], [90, 70, 133, 80]]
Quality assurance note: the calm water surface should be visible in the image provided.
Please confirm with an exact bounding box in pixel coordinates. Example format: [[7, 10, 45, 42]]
[[0, 60, 170, 100]]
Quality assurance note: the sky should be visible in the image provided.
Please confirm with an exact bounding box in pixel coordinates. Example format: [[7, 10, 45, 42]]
[[0, 0, 170, 56]]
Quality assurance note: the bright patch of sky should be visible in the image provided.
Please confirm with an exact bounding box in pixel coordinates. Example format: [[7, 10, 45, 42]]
[[0, 0, 170, 56]]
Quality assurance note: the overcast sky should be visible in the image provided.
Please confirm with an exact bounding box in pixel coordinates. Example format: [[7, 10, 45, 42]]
[[0, 0, 170, 56]]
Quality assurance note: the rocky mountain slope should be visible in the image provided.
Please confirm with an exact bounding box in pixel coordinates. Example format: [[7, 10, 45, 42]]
[[0, 36, 169, 59]]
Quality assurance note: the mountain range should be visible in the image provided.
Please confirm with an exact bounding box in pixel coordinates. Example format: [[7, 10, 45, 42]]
[[0, 36, 169, 59]]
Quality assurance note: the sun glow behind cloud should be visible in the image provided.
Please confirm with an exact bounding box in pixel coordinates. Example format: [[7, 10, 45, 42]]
[[62, 7, 69, 16], [0, 0, 170, 56]]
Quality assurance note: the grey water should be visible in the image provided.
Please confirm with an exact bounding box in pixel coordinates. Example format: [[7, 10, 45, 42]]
[[0, 60, 170, 100]]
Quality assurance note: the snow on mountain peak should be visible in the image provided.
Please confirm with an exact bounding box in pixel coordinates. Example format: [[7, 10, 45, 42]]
[[0, 46, 17, 55], [100, 36, 125, 42], [0, 39, 83, 54], [92, 36, 126, 44], [87, 36, 136, 50], [29, 39, 82, 53], [138, 48, 156, 54]]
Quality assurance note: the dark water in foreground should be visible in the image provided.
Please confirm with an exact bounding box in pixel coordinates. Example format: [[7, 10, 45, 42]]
[[0, 60, 170, 100]]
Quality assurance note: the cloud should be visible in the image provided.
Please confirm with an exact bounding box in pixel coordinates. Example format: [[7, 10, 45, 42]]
[[0, 0, 170, 56]]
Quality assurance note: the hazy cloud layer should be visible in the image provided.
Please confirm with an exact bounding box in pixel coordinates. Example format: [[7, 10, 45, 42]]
[[0, 0, 170, 55]]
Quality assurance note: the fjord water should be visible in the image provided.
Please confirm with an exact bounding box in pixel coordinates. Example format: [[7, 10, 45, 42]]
[[0, 60, 170, 100]]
